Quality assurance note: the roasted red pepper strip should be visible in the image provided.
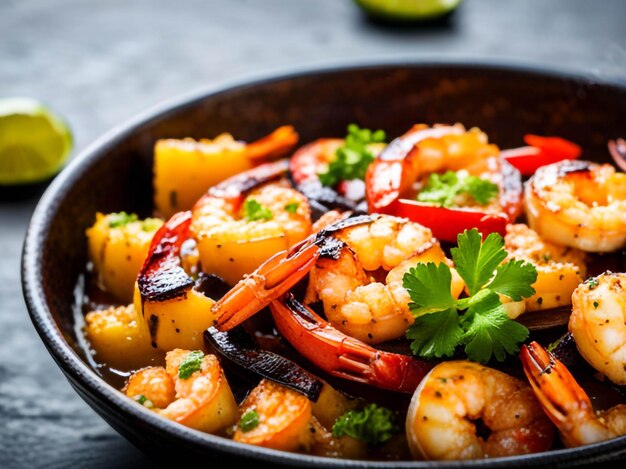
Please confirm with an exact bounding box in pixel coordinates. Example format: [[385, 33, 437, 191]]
[[390, 199, 508, 241], [137, 210, 194, 302], [501, 134, 582, 176]]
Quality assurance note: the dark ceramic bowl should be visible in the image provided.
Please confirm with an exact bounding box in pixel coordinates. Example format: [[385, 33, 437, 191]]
[[22, 61, 626, 467]]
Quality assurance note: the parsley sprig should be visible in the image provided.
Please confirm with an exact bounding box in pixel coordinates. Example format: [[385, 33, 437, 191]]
[[417, 170, 499, 207], [332, 403, 398, 445], [403, 229, 537, 363], [318, 124, 385, 187]]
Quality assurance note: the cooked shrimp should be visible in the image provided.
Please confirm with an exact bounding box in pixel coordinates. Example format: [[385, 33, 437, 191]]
[[570, 272, 626, 385], [525, 160, 626, 252], [234, 379, 313, 452], [504, 223, 586, 316], [304, 214, 464, 344], [191, 160, 312, 285], [406, 361, 554, 460], [124, 349, 238, 434], [521, 341, 626, 447]]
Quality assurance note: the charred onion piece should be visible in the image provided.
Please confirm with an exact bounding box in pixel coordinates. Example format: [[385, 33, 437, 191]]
[[205, 326, 323, 402]]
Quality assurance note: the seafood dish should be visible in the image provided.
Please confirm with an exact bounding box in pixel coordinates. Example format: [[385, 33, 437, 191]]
[[78, 122, 626, 461]]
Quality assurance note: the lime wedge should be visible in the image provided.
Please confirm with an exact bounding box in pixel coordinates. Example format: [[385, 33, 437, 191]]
[[354, 0, 462, 21], [0, 98, 73, 185]]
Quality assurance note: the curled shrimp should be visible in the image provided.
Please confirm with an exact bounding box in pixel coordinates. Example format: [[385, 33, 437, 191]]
[[521, 341, 626, 447], [406, 361, 554, 460], [504, 223, 586, 316], [570, 272, 626, 385], [303, 214, 464, 344], [124, 349, 238, 434], [525, 160, 626, 252], [191, 159, 312, 285]]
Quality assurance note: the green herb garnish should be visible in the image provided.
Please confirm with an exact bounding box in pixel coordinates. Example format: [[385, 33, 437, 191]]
[[243, 199, 273, 222], [585, 277, 599, 290], [133, 394, 154, 409], [332, 403, 398, 445], [141, 218, 163, 232], [318, 124, 385, 187], [284, 202, 299, 213], [239, 410, 260, 432], [403, 229, 537, 363], [108, 211, 139, 228], [417, 170, 499, 207], [178, 350, 204, 379]]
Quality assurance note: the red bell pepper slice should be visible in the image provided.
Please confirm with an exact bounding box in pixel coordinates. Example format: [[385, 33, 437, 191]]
[[501, 135, 581, 176], [389, 199, 508, 242]]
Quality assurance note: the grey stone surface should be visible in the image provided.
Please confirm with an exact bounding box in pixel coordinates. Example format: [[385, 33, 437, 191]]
[[1, 0, 624, 467]]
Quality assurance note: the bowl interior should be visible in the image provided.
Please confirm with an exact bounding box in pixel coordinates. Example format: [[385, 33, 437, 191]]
[[24, 63, 626, 466]]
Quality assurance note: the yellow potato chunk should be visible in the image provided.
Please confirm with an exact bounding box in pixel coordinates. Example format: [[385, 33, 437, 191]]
[[86, 213, 163, 303], [85, 304, 162, 370], [154, 134, 253, 218], [133, 284, 215, 352], [505, 224, 587, 313]]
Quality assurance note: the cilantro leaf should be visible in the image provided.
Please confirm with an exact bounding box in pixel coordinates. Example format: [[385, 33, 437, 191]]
[[462, 292, 529, 363], [108, 211, 138, 228], [406, 308, 462, 358], [403, 262, 455, 317], [318, 124, 385, 187], [404, 229, 535, 364], [487, 259, 537, 301], [452, 229, 507, 295], [417, 170, 498, 207], [178, 350, 204, 379], [243, 199, 273, 222], [239, 410, 260, 432], [332, 403, 398, 445]]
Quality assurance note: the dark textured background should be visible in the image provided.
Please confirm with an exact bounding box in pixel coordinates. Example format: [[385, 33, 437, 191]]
[[1, 0, 625, 467]]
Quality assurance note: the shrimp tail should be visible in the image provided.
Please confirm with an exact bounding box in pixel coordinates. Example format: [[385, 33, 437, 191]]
[[520, 341, 593, 428]]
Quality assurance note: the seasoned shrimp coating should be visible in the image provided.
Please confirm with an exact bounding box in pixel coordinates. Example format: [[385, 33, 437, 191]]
[[192, 178, 311, 285], [305, 215, 464, 344], [525, 160, 626, 252], [570, 272, 626, 385], [124, 349, 238, 434], [406, 361, 553, 460], [504, 223, 586, 315]]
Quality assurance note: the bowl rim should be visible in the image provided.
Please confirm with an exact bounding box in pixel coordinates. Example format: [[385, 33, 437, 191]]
[[21, 58, 626, 467]]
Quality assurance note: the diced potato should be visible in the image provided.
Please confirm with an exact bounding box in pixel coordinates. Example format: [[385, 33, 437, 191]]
[[133, 283, 215, 352], [234, 379, 313, 452], [85, 304, 162, 370], [86, 213, 163, 303], [196, 233, 289, 286], [154, 134, 252, 218], [160, 349, 238, 434], [311, 383, 359, 431]]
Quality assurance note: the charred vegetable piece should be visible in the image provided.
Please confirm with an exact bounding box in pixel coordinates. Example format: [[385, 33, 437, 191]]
[[204, 326, 323, 402], [137, 211, 215, 351]]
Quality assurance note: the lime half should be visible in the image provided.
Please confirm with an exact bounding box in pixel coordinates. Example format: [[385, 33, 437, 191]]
[[355, 0, 462, 21], [0, 98, 73, 185]]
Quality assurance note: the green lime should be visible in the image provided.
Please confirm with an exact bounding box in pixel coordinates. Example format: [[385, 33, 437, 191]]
[[0, 97, 73, 185], [354, 0, 462, 21]]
